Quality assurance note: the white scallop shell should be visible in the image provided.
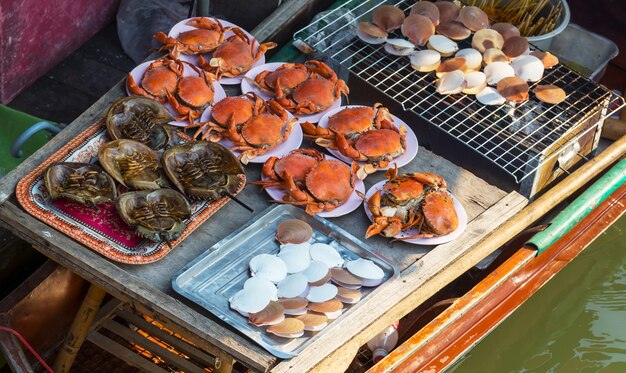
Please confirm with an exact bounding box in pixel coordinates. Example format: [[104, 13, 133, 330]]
[[284, 308, 308, 316], [277, 274, 309, 298], [306, 283, 338, 303], [476, 86, 506, 105], [436, 70, 465, 95], [309, 243, 344, 268], [384, 38, 415, 56], [409, 49, 441, 72], [463, 71, 487, 94], [230, 288, 272, 315], [511, 55, 544, 82], [278, 249, 311, 273], [243, 277, 278, 300], [357, 28, 387, 45], [346, 258, 384, 281], [455, 48, 482, 70], [325, 309, 343, 320], [428, 35, 458, 56], [302, 260, 330, 283], [280, 242, 310, 254], [484, 62, 515, 85], [249, 254, 287, 283]]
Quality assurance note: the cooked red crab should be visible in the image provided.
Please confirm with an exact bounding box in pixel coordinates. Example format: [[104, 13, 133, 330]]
[[199, 28, 277, 79], [154, 17, 230, 58], [195, 99, 296, 164], [252, 60, 349, 115], [302, 104, 406, 179], [165, 62, 216, 125], [126, 57, 184, 103], [252, 149, 358, 215], [189, 92, 265, 142], [366, 167, 458, 239]]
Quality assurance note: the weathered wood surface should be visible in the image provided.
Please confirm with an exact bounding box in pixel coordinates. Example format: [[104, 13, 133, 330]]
[[0, 10, 528, 372]]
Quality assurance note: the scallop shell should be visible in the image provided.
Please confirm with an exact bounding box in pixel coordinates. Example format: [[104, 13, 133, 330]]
[[278, 249, 311, 273], [463, 71, 487, 95], [428, 35, 458, 57], [457, 6, 489, 32], [402, 14, 435, 46], [511, 55, 544, 82], [483, 48, 509, 65], [309, 243, 344, 268], [277, 297, 308, 315], [436, 21, 471, 41], [384, 38, 416, 56], [436, 57, 467, 77], [243, 277, 278, 300], [436, 70, 465, 95], [230, 288, 272, 316], [530, 51, 559, 69], [306, 283, 338, 303], [276, 219, 313, 244], [502, 36, 529, 59], [455, 48, 482, 70], [330, 267, 364, 289], [267, 318, 305, 338], [497, 76, 529, 103], [484, 62, 515, 85], [277, 274, 309, 298], [336, 287, 362, 304], [249, 254, 287, 283], [534, 85, 567, 104], [410, 49, 441, 72], [471, 29, 504, 53], [248, 301, 285, 326], [410, 1, 440, 26], [357, 22, 388, 44], [491, 22, 521, 41], [295, 313, 328, 331], [280, 242, 311, 254], [436, 1, 461, 24], [302, 261, 331, 286], [346, 258, 384, 286], [308, 299, 344, 319], [372, 5, 405, 32], [476, 86, 506, 105]]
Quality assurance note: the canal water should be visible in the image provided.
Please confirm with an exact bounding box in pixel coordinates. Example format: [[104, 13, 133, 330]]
[[450, 216, 626, 372]]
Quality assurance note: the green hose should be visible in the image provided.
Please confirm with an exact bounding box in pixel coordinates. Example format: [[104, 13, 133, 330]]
[[527, 159, 626, 254]]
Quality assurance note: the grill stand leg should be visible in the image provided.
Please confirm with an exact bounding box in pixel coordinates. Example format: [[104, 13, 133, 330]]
[[52, 283, 107, 373]]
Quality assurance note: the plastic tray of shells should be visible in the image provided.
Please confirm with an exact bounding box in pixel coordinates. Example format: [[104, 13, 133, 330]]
[[172, 204, 399, 358]]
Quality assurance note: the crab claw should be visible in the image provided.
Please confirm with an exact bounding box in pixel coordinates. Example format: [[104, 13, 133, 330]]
[[366, 216, 390, 238], [356, 163, 378, 180], [368, 190, 382, 216], [335, 133, 363, 160]]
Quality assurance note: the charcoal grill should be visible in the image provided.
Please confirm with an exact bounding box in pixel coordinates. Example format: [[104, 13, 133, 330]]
[[293, 0, 625, 197]]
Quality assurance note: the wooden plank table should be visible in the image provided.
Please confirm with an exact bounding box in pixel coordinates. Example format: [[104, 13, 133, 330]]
[[0, 19, 528, 373]]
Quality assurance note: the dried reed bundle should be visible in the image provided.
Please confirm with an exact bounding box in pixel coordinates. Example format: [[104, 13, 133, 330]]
[[465, 0, 563, 36]]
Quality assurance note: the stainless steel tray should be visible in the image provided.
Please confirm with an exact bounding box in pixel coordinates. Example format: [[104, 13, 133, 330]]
[[172, 204, 399, 358]]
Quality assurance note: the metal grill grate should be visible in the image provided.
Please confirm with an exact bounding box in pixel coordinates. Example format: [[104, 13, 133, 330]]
[[293, 0, 625, 183]]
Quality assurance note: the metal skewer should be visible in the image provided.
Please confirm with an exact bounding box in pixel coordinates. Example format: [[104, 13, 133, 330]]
[[226, 192, 254, 213]]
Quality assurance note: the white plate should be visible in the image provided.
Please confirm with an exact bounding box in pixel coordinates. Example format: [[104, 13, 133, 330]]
[[241, 62, 343, 123], [167, 18, 265, 85], [316, 105, 419, 171], [261, 155, 365, 218], [126, 59, 226, 127], [363, 180, 468, 245], [199, 102, 303, 163]]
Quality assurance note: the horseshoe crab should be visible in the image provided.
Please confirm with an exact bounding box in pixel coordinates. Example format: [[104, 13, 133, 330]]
[[105, 96, 179, 151], [98, 139, 169, 190], [116, 188, 191, 242], [44, 162, 117, 206], [162, 141, 245, 202]]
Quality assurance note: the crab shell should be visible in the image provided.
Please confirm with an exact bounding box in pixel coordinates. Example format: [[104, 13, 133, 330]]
[[421, 189, 458, 235], [176, 74, 215, 109], [254, 63, 310, 96], [210, 93, 263, 128], [98, 139, 169, 190], [161, 141, 245, 202], [305, 159, 355, 208], [327, 104, 391, 140], [383, 176, 425, 205], [353, 128, 405, 162], [126, 57, 183, 102], [44, 162, 117, 205], [116, 188, 191, 242], [154, 18, 228, 57], [259, 148, 325, 186], [105, 96, 179, 150], [292, 78, 338, 113]]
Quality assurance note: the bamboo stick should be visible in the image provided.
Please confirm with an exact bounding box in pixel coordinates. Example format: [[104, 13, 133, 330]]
[[52, 284, 107, 373]]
